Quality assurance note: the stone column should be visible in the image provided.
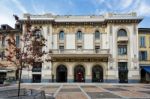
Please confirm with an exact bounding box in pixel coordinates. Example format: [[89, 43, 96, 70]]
[[68, 63, 74, 82], [85, 63, 92, 83]]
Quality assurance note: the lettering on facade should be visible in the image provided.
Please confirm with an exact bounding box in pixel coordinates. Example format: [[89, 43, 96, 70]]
[[52, 57, 108, 62]]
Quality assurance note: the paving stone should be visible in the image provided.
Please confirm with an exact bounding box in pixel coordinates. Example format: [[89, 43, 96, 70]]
[[63, 85, 77, 88], [86, 92, 121, 98], [114, 85, 132, 87], [129, 98, 150, 99], [104, 88, 128, 91], [81, 85, 97, 88], [82, 87, 105, 92], [143, 86, 150, 89], [59, 88, 81, 92], [56, 92, 87, 99], [139, 91, 150, 95], [44, 86, 60, 88], [115, 91, 150, 98]]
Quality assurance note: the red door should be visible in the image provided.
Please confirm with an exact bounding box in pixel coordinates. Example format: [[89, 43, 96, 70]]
[[76, 72, 83, 82]]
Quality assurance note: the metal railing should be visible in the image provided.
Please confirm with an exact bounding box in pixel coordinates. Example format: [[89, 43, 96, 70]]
[[139, 60, 150, 64], [32, 68, 42, 72], [117, 36, 128, 42]]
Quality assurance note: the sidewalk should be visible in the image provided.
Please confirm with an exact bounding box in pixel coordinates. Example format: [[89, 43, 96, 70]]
[[1, 83, 150, 99]]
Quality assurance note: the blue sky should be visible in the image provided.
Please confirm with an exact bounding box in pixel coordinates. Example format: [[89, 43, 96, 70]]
[[0, 0, 150, 28]]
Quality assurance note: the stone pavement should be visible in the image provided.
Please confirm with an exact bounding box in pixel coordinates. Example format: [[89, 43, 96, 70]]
[[1, 83, 150, 99]]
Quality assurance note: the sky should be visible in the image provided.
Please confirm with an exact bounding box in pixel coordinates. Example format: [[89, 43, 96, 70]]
[[0, 0, 150, 28]]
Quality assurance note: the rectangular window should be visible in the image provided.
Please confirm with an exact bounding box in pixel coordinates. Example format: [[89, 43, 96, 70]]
[[118, 62, 128, 70], [139, 51, 147, 61], [95, 31, 100, 40], [95, 46, 100, 53], [16, 35, 20, 47], [32, 62, 42, 72], [140, 36, 145, 47], [0, 51, 5, 60], [149, 37, 150, 47], [2, 36, 5, 47], [59, 46, 64, 52], [118, 45, 127, 55], [77, 46, 82, 50]]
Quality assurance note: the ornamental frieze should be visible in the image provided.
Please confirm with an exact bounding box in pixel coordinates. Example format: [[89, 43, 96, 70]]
[[52, 57, 108, 62]]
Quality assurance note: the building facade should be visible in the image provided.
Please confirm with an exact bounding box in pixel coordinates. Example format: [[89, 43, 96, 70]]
[[20, 12, 142, 83], [139, 28, 150, 82], [0, 24, 20, 84]]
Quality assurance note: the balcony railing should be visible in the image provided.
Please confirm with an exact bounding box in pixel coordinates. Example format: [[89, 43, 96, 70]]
[[118, 67, 128, 71], [118, 55, 128, 59], [139, 60, 150, 65], [32, 68, 41, 72], [50, 49, 110, 54], [117, 36, 128, 42]]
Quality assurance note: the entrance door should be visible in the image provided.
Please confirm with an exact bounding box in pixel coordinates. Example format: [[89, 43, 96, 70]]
[[119, 71, 128, 83], [92, 66, 103, 82], [141, 69, 146, 82], [74, 65, 85, 82], [32, 74, 41, 83], [56, 65, 67, 82], [0, 72, 6, 84], [118, 62, 128, 83]]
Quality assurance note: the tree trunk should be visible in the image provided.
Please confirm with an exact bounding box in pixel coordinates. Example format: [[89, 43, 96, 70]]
[[18, 63, 22, 96]]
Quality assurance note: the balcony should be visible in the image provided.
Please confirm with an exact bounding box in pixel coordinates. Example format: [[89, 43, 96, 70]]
[[139, 60, 150, 65], [49, 49, 110, 58], [118, 55, 128, 60], [117, 36, 128, 42], [76, 40, 83, 44], [118, 68, 128, 72], [32, 68, 41, 72]]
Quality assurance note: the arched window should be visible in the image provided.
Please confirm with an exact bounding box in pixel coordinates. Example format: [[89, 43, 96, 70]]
[[59, 31, 64, 40], [76, 31, 82, 40], [95, 30, 100, 40], [117, 29, 127, 37]]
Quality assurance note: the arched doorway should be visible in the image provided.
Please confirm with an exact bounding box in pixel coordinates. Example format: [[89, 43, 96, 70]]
[[74, 65, 85, 82], [92, 65, 103, 82], [56, 65, 67, 82]]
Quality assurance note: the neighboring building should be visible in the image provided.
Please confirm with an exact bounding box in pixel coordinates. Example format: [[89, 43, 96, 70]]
[[138, 28, 150, 83], [19, 12, 142, 83], [0, 24, 20, 84]]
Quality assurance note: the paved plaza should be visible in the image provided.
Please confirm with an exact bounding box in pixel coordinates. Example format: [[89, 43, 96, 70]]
[[1, 83, 150, 99]]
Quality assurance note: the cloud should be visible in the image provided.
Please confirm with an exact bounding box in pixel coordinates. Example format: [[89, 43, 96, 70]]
[[120, 0, 134, 9], [94, 0, 150, 17], [0, 0, 27, 27], [0, 0, 15, 27], [135, 1, 150, 16], [32, 1, 45, 14], [0, 0, 150, 28], [95, 9, 107, 15], [11, 0, 27, 13]]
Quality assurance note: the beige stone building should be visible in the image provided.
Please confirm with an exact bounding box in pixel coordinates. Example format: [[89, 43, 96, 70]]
[[0, 24, 20, 84], [19, 12, 142, 83], [138, 28, 150, 82]]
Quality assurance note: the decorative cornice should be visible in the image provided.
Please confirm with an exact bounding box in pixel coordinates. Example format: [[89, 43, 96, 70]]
[[138, 28, 150, 32], [20, 12, 143, 24]]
